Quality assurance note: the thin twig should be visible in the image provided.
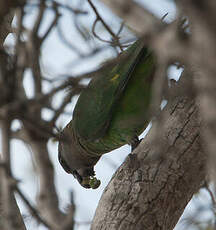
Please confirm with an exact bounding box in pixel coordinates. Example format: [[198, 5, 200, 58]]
[[32, 1, 46, 36], [57, 23, 85, 57], [116, 21, 124, 37], [161, 13, 169, 21], [87, 0, 116, 38], [40, 2, 60, 43], [92, 18, 111, 43], [87, 0, 123, 50], [204, 181, 216, 210]]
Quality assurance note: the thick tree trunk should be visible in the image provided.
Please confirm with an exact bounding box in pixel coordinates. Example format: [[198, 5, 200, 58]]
[[91, 72, 206, 230]]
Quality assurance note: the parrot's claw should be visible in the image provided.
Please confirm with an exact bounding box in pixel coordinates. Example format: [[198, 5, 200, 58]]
[[130, 136, 142, 152]]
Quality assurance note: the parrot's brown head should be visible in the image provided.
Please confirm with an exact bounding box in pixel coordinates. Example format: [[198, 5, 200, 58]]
[[58, 122, 101, 189]]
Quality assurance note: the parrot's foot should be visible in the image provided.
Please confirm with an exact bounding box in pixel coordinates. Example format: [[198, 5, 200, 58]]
[[130, 136, 143, 152]]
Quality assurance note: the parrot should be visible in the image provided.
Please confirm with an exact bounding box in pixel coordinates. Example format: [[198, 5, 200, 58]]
[[58, 39, 156, 189]]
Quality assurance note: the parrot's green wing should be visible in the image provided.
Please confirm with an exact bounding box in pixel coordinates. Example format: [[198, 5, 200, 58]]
[[73, 40, 150, 141]]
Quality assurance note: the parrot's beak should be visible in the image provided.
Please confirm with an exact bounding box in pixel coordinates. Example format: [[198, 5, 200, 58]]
[[72, 168, 101, 189], [72, 170, 91, 188]]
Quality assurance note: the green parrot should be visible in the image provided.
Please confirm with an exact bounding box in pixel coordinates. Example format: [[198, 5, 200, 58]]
[[58, 40, 155, 189]]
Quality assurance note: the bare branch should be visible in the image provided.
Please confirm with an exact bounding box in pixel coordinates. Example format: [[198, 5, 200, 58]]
[[204, 181, 216, 214], [88, 0, 123, 50], [32, 1, 46, 36], [57, 22, 86, 57], [40, 1, 60, 43]]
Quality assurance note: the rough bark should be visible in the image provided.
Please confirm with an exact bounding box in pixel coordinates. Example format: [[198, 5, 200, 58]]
[[91, 71, 206, 230]]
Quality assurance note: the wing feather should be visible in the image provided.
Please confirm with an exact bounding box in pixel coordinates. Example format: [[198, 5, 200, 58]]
[[73, 40, 149, 140]]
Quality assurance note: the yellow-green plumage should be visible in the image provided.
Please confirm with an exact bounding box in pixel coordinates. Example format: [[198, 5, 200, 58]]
[[74, 41, 155, 154], [58, 40, 155, 189]]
